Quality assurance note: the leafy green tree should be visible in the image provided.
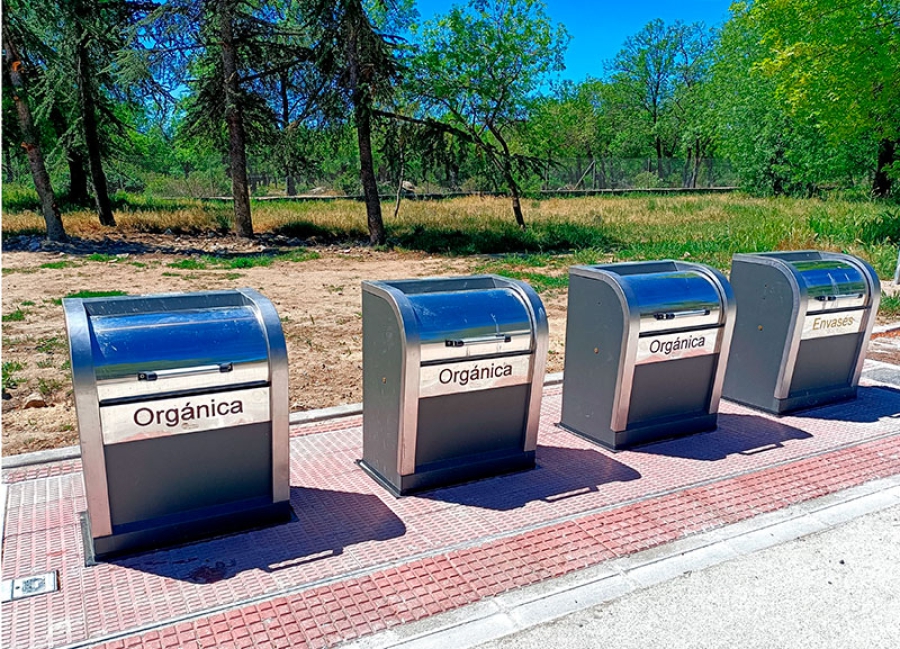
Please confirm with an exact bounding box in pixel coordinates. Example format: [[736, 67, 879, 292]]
[[604, 19, 714, 179], [412, 0, 568, 228], [746, 0, 900, 196], [710, 3, 884, 195]]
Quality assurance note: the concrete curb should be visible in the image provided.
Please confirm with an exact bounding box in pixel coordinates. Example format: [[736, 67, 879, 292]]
[[341, 476, 900, 649], [2, 372, 566, 470], [873, 321, 900, 334]]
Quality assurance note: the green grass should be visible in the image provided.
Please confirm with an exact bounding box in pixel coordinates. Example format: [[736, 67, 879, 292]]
[[391, 221, 616, 255], [50, 290, 129, 306], [40, 260, 78, 270], [880, 294, 900, 319], [2, 361, 25, 391], [36, 336, 67, 353], [2, 267, 37, 275], [275, 249, 321, 263], [3, 192, 897, 313], [3, 309, 26, 322], [86, 253, 118, 263], [165, 249, 319, 271], [168, 258, 209, 270], [37, 377, 64, 397]]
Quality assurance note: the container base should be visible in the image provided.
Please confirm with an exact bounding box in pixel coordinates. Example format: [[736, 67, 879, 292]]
[[83, 497, 293, 563], [558, 413, 719, 451], [725, 385, 858, 416], [358, 448, 536, 497]]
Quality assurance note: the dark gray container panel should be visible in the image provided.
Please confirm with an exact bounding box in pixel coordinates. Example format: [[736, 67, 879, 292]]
[[360, 275, 549, 495], [560, 261, 735, 450], [64, 289, 291, 560], [722, 251, 880, 414]]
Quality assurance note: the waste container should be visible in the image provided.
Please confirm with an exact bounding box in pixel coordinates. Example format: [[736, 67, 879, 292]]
[[64, 289, 291, 560], [723, 251, 880, 414], [560, 261, 735, 450], [360, 275, 549, 495]]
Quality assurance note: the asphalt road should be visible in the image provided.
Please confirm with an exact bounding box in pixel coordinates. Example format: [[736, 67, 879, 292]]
[[475, 504, 900, 649]]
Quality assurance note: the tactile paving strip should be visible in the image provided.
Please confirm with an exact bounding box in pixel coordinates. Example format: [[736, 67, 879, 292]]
[[3, 383, 900, 649]]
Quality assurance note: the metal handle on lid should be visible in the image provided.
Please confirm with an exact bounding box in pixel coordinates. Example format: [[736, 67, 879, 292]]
[[814, 293, 864, 302], [444, 334, 513, 347], [653, 308, 710, 321], [138, 363, 233, 381]]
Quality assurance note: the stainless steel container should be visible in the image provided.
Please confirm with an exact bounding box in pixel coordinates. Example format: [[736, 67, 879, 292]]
[[360, 275, 549, 495], [560, 261, 735, 450], [64, 290, 290, 559], [723, 251, 880, 414]]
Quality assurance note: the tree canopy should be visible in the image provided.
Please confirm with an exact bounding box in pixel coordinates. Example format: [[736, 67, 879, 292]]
[[3, 0, 898, 241]]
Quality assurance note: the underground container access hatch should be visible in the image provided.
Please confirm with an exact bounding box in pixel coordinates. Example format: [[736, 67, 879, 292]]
[[359, 275, 549, 495], [722, 251, 880, 414], [559, 260, 736, 450], [64, 289, 291, 560]]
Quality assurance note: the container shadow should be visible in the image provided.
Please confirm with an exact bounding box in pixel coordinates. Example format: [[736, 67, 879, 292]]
[[788, 385, 900, 424], [631, 413, 812, 461], [419, 445, 641, 510], [111, 486, 405, 583]]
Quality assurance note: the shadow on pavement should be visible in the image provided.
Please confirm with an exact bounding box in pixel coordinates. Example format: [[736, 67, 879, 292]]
[[789, 385, 900, 424], [632, 413, 812, 461], [111, 486, 405, 583], [419, 445, 641, 510]]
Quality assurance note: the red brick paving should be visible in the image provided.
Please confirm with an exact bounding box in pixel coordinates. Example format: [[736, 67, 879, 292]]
[[4, 382, 900, 649]]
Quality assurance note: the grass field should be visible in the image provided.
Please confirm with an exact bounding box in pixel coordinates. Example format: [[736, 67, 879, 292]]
[[3, 189, 898, 307]]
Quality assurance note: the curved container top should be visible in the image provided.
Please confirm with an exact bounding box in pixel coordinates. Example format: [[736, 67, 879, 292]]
[[364, 275, 544, 364], [787, 259, 867, 309], [64, 289, 281, 403], [733, 251, 877, 312], [407, 288, 532, 357], [622, 271, 722, 332], [570, 261, 729, 334], [89, 306, 268, 380]]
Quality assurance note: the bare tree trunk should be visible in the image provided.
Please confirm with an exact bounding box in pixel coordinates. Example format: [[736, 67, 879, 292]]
[[76, 42, 115, 226], [220, 0, 253, 237], [691, 141, 702, 188], [489, 128, 526, 229], [48, 105, 91, 206], [873, 139, 896, 198], [67, 150, 91, 205], [3, 16, 66, 241], [655, 137, 664, 178], [3, 147, 15, 183], [278, 71, 297, 196], [495, 154, 525, 229], [355, 100, 385, 244], [392, 148, 405, 220], [347, 38, 385, 245]]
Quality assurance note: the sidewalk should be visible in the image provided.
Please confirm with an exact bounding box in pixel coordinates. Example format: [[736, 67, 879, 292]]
[[470, 500, 900, 649], [3, 362, 900, 649]]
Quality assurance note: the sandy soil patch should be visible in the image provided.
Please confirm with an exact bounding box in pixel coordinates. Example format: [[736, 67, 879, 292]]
[[1, 237, 570, 455]]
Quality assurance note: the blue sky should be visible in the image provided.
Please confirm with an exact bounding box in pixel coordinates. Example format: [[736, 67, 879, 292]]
[[413, 0, 735, 82]]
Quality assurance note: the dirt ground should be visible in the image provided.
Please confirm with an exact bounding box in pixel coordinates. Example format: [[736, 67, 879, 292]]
[[0, 236, 570, 455], [1, 234, 897, 457]]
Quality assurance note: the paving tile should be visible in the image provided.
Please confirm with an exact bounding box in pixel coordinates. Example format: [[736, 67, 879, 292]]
[[3, 382, 900, 649]]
